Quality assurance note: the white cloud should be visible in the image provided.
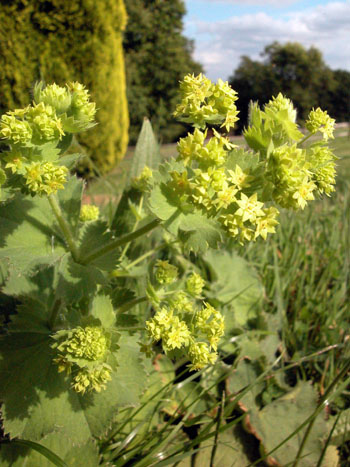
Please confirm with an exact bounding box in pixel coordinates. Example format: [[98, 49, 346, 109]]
[[187, 1, 350, 80]]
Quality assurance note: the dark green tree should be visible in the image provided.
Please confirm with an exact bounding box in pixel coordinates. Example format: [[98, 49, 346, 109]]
[[123, 0, 202, 143], [329, 70, 350, 123], [0, 0, 129, 175], [230, 42, 338, 131]]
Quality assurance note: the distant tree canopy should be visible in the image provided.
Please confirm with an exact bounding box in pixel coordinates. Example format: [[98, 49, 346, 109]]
[[0, 0, 129, 175], [229, 42, 350, 131], [123, 0, 202, 144]]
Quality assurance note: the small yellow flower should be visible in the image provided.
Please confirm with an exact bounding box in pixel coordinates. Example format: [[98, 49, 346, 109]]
[[306, 108, 335, 141], [235, 193, 264, 222]]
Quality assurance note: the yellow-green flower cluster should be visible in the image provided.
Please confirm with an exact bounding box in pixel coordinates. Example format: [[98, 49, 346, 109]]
[[264, 93, 297, 123], [0, 103, 63, 146], [66, 82, 96, 131], [24, 162, 68, 196], [146, 300, 224, 371], [154, 260, 178, 285], [131, 166, 153, 191], [170, 291, 194, 313], [145, 268, 223, 370], [52, 325, 113, 394], [174, 74, 239, 131], [61, 326, 109, 360], [307, 144, 336, 196], [186, 273, 205, 296], [220, 195, 279, 242], [34, 82, 71, 115], [169, 157, 279, 243], [34, 81, 96, 133], [266, 140, 336, 209], [1, 81, 96, 197], [71, 364, 112, 394], [170, 74, 337, 247], [147, 308, 192, 351], [306, 108, 335, 141], [79, 204, 100, 222], [178, 129, 234, 168]]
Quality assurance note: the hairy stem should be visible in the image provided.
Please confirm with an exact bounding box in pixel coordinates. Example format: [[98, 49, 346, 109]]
[[119, 196, 144, 261], [117, 296, 148, 314], [48, 194, 80, 262], [81, 218, 161, 265]]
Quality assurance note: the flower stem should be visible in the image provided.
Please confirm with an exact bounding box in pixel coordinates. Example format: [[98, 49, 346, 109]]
[[117, 296, 148, 314], [299, 132, 313, 145], [81, 218, 160, 265], [48, 298, 62, 330], [48, 194, 80, 262], [119, 196, 144, 261]]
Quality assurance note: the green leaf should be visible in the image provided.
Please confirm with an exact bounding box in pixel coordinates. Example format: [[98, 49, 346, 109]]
[[55, 255, 107, 303], [57, 153, 84, 170], [126, 118, 161, 186], [78, 221, 120, 270], [0, 167, 6, 186], [196, 425, 252, 467], [110, 287, 136, 309], [329, 408, 350, 446], [0, 258, 8, 286], [90, 293, 116, 328], [0, 195, 66, 275], [248, 381, 328, 466], [0, 438, 68, 467], [57, 176, 83, 237], [78, 332, 148, 438], [110, 187, 143, 237], [0, 306, 148, 444], [57, 133, 73, 154], [0, 306, 91, 443], [147, 159, 188, 221], [226, 147, 259, 172], [227, 359, 264, 411], [148, 163, 222, 253], [36, 142, 61, 163], [204, 250, 264, 328], [148, 183, 179, 221], [244, 103, 272, 153], [177, 212, 222, 253], [111, 356, 171, 441], [0, 434, 99, 467], [0, 176, 82, 276], [2, 265, 56, 306]]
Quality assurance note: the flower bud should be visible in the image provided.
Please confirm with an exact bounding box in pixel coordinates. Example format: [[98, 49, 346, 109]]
[[186, 273, 205, 296], [79, 204, 100, 222], [306, 108, 335, 141], [154, 260, 178, 285], [34, 82, 72, 115]]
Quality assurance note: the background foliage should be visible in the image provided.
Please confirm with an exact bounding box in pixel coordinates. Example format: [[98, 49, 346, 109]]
[[0, 0, 129, 174], [230, 41, 350, 131], [123, 0, 202, 144]]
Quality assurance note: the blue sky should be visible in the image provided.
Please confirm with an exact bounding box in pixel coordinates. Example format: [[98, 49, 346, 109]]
[[183, 0, 350, 80]]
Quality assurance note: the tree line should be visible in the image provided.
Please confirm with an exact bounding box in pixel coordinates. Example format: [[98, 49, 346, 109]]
[[123, 3, 349, 140], [229, 41, 350, 132]]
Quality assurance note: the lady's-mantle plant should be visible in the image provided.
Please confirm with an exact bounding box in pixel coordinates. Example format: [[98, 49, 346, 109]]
[[0, 75, 336, 460]]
